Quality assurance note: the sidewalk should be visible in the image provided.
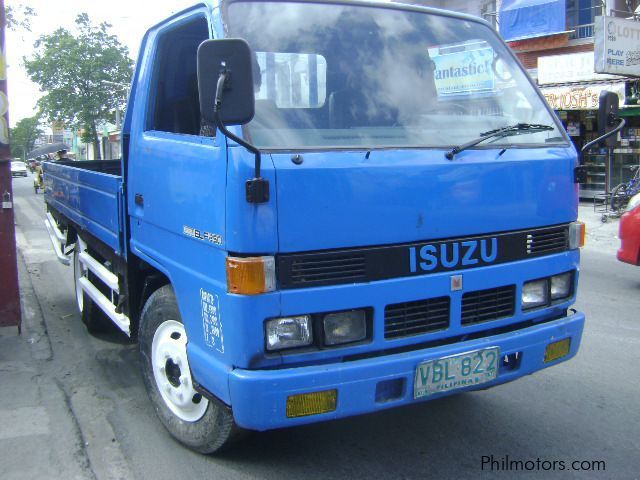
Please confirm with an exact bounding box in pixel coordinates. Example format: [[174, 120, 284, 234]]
[[0, 252, 93, 480], [578, 202, 621, 255]]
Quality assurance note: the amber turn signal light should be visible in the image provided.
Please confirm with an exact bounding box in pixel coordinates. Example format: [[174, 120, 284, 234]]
[[226, 256, 275, 295]]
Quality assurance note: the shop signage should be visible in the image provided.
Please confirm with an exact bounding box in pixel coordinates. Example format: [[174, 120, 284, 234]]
[[540, 82, 625, 110], [431, 48, 494, 96], [538, 51, 619, 85], [594, 16, 640, 76]]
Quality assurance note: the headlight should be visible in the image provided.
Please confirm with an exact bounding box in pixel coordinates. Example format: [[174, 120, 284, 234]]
[[551, 272, 572, 300], [323, 310, 367, 345], [627, 193, 640, 212], [522, 279, 549, 310], [265, 316, 312, 351]]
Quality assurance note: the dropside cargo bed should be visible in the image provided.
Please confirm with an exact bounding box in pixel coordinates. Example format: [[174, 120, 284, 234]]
[[43, 160, 125, 256]]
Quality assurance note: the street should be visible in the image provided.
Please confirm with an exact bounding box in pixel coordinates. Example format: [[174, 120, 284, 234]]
[[3, 171, 640, 480]]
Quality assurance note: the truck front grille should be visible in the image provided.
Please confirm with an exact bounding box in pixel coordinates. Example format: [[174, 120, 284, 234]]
[[384, 296, 450, 339], [277, 225, 570, 289], [288, 254, 366, 286], [461, 285, 516, 325], [527, 227, 568, 255]]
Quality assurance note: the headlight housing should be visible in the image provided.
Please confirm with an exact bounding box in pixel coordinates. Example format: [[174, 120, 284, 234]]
[[523, 272, 574, 310], [323, 310, 367, 346], [626, 192, 640, 212], [265, 316, 312, 351], [550, 272, 572, 300], [522, 279, 549, 310]]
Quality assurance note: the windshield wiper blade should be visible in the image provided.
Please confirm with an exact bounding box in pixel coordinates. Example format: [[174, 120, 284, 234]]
[[445, 123, 554, 160]]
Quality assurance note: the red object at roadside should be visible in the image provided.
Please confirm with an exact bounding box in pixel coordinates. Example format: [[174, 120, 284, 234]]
[[617, 206, 640, 266], [0, 2, 21, 328]]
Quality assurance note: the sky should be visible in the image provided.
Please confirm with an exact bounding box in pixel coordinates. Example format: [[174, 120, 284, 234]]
[[5, 0, 196, 127]]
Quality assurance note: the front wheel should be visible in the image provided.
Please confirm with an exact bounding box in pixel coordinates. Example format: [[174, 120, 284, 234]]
[[139, 285, 240, 454]]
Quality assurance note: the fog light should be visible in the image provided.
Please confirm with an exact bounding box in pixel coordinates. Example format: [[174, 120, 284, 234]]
[[544, 338, 571, 363], [551, 272, 572, 300], [265, 316, 312, 351], [286, 390, 337, 418], [522, 279, 549, 310], [323, 310, 367, 345]]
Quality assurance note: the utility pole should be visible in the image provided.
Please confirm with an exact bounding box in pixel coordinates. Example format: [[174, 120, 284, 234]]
[[0, 0, 22, 329]]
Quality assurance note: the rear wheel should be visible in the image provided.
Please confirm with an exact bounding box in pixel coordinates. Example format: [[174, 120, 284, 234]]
[[139, 285, 240, 454], [73, 237, 110, 333]]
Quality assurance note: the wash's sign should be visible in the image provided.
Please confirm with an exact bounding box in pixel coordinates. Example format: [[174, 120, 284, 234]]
[[594, 16, 640, 77], [431, 48, 495, 96], [540, 82, 625, 110]]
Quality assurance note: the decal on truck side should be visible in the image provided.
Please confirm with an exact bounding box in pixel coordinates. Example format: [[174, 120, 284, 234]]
[[200, 289, 224, 353], [184, 225, 223, 246]]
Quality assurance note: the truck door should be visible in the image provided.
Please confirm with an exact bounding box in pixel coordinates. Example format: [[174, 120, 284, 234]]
[[127, 9, 227, 285]]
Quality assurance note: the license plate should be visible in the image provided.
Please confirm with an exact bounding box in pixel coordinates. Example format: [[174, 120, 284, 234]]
[[414, 347, 499, 399]]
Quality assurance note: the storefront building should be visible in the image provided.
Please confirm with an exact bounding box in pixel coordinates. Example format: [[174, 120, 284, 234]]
[[500, 0, 640, 198]]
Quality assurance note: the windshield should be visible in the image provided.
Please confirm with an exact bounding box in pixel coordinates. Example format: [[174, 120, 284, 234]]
[[225, 1, 567, 150]]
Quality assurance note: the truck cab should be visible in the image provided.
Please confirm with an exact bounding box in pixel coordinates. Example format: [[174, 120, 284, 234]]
[[44, 0, 586, 453]]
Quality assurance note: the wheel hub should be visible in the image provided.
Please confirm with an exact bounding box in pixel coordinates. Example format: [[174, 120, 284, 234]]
[[165, 358, 181, 387], [151, 320, 209, 422]]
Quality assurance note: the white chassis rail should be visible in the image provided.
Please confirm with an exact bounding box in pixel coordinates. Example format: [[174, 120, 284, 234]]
[[44, 214, 131, 336]]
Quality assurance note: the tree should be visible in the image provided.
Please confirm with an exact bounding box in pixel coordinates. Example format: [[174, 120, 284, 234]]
[[24, 13, 133, 159], [10, 115, 42, 159], [5, 4, 36, 31]]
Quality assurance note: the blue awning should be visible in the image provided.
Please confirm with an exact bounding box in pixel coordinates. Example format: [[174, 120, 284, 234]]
[[500, 0, 566, 42]]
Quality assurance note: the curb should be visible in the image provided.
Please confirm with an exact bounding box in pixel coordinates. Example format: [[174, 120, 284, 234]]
[[16, 248, 53, 362]]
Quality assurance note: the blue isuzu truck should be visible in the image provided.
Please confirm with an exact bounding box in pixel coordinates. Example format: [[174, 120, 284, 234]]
[[44, 0, 593, 453]]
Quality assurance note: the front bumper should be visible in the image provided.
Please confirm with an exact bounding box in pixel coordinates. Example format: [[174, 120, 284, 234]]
[[229, 310, 584, 431]]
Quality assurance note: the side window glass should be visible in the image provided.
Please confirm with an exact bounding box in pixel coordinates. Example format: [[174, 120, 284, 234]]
[[146, 16, 210, 136]]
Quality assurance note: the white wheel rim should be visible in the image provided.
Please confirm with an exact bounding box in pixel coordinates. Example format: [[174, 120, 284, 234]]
[[74, 240, 87, 312], [151, 320, 208, 422]]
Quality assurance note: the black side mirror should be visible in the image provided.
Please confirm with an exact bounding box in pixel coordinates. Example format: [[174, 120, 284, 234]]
[[197, 39, 255, 126], [597, 91, 620, 148], [575, 90, 625, 184]]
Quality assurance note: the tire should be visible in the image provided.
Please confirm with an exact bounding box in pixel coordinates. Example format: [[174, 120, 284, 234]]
[[139, 285, 240, 454], [610, 183, 628, 213], [73, 238, 110, 333]]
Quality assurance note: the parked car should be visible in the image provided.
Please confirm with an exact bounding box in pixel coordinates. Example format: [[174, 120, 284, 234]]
[[10, 160, 28, 177], [617, 192, 640, 266]]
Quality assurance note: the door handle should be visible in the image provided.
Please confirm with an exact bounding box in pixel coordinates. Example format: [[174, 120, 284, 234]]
[[134, 193, 144, 206]]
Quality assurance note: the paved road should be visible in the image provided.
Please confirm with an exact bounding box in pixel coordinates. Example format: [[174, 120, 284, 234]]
[[8, 173, 640, 479]]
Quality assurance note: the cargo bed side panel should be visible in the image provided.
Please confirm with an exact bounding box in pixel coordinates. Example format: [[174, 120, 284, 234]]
[[44, 162, 124, 256]]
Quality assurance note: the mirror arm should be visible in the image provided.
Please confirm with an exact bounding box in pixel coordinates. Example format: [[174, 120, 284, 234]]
[[214, 72, 269, 204], [574, 118, 625, 184], [579, 117, 625, 160]]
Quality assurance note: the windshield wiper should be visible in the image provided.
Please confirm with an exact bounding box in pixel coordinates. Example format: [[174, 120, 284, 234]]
[[445, 123, 555, 160]]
